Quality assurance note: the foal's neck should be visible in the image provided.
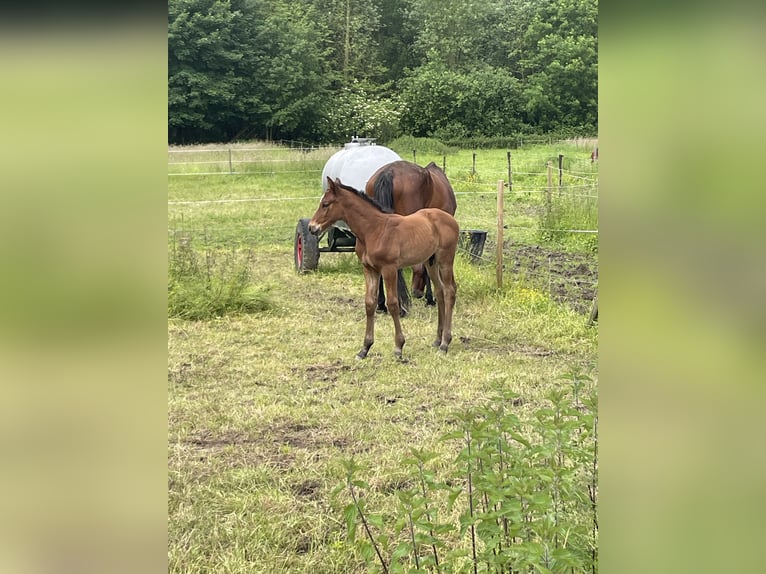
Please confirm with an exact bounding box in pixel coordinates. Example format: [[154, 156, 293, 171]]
[[337, 190, 388, 241]]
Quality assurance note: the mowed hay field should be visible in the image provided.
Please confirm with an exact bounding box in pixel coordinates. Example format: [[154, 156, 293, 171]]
[[168, 142, 598, 573]]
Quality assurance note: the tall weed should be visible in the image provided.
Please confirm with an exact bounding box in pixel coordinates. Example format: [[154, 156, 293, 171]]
[[335, 370, 598, 573], [168, 233, 273, 320]]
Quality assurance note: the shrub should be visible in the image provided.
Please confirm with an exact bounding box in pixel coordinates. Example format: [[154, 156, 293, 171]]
[[168, 234, 273, 320]]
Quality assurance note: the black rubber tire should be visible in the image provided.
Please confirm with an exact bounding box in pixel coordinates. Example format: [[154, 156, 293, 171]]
[[294, 218, 319, 272]]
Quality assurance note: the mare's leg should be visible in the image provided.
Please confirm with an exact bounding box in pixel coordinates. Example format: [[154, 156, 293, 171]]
[[377, 277, 387, 313], [412, 264, 425, 299], [422, 266, 435, 306], [396, 268, 409, 317], [382, 267, 406, 359], [358, 267, 380, 359]]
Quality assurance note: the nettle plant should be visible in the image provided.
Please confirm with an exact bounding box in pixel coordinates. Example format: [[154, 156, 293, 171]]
[[335, 370, 598, 573]]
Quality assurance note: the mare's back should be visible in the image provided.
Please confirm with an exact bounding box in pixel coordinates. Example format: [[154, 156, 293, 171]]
[[425, 163, 457, 215]]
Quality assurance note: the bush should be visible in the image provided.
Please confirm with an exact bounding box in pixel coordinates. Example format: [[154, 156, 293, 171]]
[[168, 235, 273, 320]]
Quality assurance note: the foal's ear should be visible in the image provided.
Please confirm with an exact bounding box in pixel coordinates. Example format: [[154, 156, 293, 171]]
[[326, 176, 334, 189]]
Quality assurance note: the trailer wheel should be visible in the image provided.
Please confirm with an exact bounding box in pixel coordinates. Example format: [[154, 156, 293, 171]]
[[294, 218, 319, 272]]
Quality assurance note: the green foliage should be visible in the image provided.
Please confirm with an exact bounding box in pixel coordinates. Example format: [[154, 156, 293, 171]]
[[168, 234, 273, 319], [337, 370, 598, 573], [168, 0, 259, 142], [399, 63, 524, 139], [254, 0, 334, 141], [515, 0, 598, 131], [321, 80, 402, 141], [408, 0, 500, 70], [168, 0, 598, 143]]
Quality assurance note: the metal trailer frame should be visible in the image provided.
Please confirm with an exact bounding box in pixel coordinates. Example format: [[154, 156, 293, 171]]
[[294, 139, 401, 273]]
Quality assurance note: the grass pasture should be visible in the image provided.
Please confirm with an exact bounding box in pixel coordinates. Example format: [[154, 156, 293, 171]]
[[168, 141, 598, 573]]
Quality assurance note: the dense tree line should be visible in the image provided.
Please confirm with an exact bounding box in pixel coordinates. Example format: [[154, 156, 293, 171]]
[[168, 0, 597, 144]]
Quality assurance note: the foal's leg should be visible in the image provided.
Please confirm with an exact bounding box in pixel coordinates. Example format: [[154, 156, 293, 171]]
[[358, 267, 380, 359], [426, 260, 446, 348], [382, 267, 406, 359], [426, 258, 456, 353]]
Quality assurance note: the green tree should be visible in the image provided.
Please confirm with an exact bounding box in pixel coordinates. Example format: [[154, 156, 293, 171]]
[[313, 0, 386, 85], [168, 0, 259, 142], [399, 63, 523, 138], [167, 0, 598, 143], [408, 0, 500, 70], [252, 0, 333, 141], [514, 0, 598, 131], [374, 0, 419, 84]]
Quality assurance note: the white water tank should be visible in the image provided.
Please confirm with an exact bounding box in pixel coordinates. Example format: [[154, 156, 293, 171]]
[[321, 139, 402, 194]]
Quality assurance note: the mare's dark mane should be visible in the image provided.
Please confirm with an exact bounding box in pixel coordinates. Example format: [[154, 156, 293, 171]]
[[336, 180, 394, 214]]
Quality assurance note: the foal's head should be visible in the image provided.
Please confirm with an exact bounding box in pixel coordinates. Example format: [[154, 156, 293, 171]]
[[309, 177, 391, 234], [308, 177, 346, 234]]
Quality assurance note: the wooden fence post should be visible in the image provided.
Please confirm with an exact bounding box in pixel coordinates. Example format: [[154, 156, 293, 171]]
[[413, 149, 417, 163], [496, 180, 504, 288], [547, 161, 553, 215], [507, 151, 513, 201], [472, 152, 476, 175], [558, 154, 564, 194], [442, 154, 446, 173]]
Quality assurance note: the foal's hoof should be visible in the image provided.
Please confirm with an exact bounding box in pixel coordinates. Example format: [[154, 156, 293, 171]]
[[376, 306, 388, 314], [356, 350, 369, 360], [438, 345, 449, 354], [425, 299, 436, 307]]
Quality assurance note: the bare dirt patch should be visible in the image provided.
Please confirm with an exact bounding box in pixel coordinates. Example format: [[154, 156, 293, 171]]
[[292, 360, 351, 383], [506, 241, 598, 314]]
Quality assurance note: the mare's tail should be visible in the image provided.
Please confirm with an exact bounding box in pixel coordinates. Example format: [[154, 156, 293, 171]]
[[372, 168, 395, 211], [372, 167, 411, 313]]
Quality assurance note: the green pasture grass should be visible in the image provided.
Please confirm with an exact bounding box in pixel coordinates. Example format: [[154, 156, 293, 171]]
[[168, 141, 598, 573], [168, 142, 337, 176], [168, 141, 597, 249], [168, 246, 596, 573]]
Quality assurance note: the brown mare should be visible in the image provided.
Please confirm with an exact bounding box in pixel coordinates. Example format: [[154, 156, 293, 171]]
[[365, 161, 457, 314], [309, 177, 458, 360]]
